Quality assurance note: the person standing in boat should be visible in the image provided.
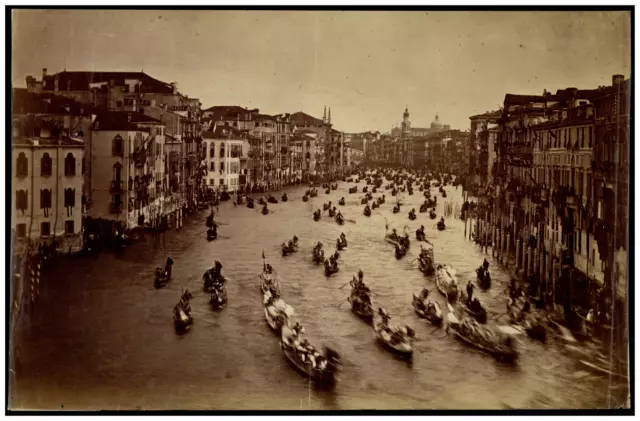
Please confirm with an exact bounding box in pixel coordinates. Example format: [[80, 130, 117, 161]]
[[466, 281, 474, 303]]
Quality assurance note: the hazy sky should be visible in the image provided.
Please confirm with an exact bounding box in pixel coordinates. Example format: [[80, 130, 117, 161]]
[[12, 10, 630, 133]]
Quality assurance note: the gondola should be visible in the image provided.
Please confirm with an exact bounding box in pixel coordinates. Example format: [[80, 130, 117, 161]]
[[323, 202, 332, 211], [437, 221, 446, 230], [372, 202, 380, 209], [312, 247, 325, 265], [373, 313, 414, 358], [412, 293, 443, 325], [418, 250, 435, 276], [349, 186, 357, 194], [363, 206, 371, 217], [348, 293, 374, 324], [416, 228, 426, 241], [395, 244, 408, 259], [282, 242, 299, 256], [247, 199, 255, 209], [281, 331, 341, 386], [328, 208, 336, 218], [476, 267, 491, 289], [336, 236, 348, 250], [209, 285, 228, 310], [302, 195, 309, 202], [174, 305, 193, 332], [408, 210, 416, 220], [281, 193, 288, 202], [263, 291, 294, 333], [154, 257, 173, 288], [523, 317, 547, 343], [262, 206, 269, 215], [461, 295, 488, 324], [331, 184, 338, 190], [324, 260, 339, 277], [207, 226, 217, 241], [338, 197, 345, 206], [429, 210, 437, 219], [392, 205, 400, 214], [313, 210, 321, 221], [446, 307, 518, 361], [335, 213, 345, 225], [419, 203, 429, 213], [260, 271, 281, 296], [436, 265, 460, 303], [361, 197, 368, 205]]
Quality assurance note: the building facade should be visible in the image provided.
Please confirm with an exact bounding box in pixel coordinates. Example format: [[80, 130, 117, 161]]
[[202, 125, 246, 193], [12, 134, 84, 253]]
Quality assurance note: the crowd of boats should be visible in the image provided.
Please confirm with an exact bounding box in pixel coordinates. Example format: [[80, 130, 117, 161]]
[[151, 167, 577, 387]]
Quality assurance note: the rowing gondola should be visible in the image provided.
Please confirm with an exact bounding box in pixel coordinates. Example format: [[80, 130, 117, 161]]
[[436, 264, 460, 303], [281, 327, 341, 386], [446, 307, 518, 361], [412, 292, 443, 326], [373, 313, 414, 358]]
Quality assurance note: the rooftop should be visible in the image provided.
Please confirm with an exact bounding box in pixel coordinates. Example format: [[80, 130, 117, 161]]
[[40, 71, 174, 94], [290, 111, 325, 127], [202, 124, 247, 139], [13, 88, 96, 116], [93, 111, 162, 131]]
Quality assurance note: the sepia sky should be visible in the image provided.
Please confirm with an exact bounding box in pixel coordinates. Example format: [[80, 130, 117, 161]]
[[12, 10, 631, 133]]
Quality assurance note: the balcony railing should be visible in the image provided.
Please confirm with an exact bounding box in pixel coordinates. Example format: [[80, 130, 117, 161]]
[[110, 180, 123, 193]]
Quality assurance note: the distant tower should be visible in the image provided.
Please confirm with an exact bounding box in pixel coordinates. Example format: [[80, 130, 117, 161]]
[[401, 106, 411, 138], [328, 107, 331, 124], [323, 106, 327, 124]]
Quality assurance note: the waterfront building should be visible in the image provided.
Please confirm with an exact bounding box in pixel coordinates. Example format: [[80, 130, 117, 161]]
[[90, 111, 166, 229], [202, 124, 246, 193], [12, 127, 84, 254]]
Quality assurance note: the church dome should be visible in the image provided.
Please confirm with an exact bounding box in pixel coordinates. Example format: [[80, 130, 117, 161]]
[[430, 114, 443, 130]]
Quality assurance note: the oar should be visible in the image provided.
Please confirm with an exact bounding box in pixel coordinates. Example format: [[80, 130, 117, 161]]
[[346, 219, 357, 224], [336, 297, 349, 307], [339, 281, 351, 289]]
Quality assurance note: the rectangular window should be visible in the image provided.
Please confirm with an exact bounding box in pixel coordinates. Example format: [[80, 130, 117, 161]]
[[210, 162, 215, 171], [209, 178, 215, 185], [41, 222, 51, 237], [219, 179, 224, 185], [220, 162, 225, 171], [16, 223, 26, 238], [65, 220, 74, 235]]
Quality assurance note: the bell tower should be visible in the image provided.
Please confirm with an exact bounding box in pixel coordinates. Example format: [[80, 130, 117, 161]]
[[401, 106, 411, 138]]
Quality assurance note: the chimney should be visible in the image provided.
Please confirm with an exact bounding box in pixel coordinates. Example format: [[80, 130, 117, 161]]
[[170, 82, 177, 93], [42, 68, 47, 80], [612, 74, 624, 86], [54, 75, 59, 92]]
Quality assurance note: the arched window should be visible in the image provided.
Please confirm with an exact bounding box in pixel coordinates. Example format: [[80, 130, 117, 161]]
[[41, 153, 53, 177], [64, 153, 76, 177], [219, 142, 225, 158], [112, 134, 123, 156], [209, 143, 216, 158], [64, 188, 76, 208], [113, 163, 122, 182], [16, 190, 28, 213], [16, 152, 28, 177]]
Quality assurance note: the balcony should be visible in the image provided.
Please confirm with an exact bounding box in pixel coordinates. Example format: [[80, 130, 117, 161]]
[[110, 180, 123, 193]]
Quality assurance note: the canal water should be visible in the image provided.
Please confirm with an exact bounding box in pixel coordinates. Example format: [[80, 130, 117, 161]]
[[10, 180, 624, 410]]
